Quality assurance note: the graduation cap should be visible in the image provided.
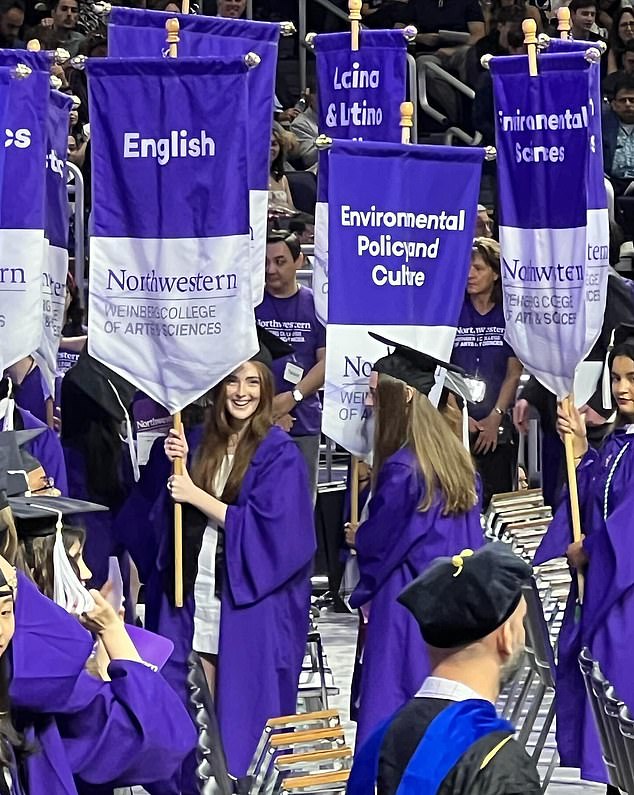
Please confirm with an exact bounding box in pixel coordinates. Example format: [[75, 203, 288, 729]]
[[370, 333, 475, 447], [0, 429, 47, 506], [397, 544, 532, 649], [253, 325, 294, 369], [12, 496, 107, 615], [370, 332, 466, 398], [602, 322, 634, 409], [63, 351, 137, 424]]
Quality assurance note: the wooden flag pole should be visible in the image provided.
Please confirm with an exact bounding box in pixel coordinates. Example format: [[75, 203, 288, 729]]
[[562, 394, 585, 604], [166, 17, 180, 59], [166, 17, 184, 607], [348, 0, 362, 52], [350, 457, 360, 526], [522, 18, 538, 76], [557, 6, 571, 39], [400, 101, 414, 145], [181, 0, 190, 14]]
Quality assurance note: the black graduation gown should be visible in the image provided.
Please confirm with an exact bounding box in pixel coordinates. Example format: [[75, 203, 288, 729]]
[[378, 697, 541, 795]]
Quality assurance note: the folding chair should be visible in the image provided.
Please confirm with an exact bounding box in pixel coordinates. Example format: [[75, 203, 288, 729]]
[[578, 648, 623, 791], [186, 651, 233, 795], [618, 703, 634, 792]]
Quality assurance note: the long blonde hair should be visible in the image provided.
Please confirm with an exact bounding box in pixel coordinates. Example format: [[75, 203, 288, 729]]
[[373, 374, 477, 515], [191, 361, 274, 504]]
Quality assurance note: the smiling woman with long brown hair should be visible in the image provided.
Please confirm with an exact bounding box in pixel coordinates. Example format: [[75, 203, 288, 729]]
[[163, 333, 316, 781]]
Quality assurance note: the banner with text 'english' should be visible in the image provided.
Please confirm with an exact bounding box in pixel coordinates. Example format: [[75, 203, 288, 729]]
[[87, 57, 257, 413], [491, 51, 607, 398], [108, 8, 280, 307], [313, 30, 408, 325], [323, 140, 483, 457]]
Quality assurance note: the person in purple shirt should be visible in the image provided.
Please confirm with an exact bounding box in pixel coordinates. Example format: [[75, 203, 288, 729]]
[[451, 238, 522, 507], [255, 231, 326, 499], [4, 356, 51, 427], [345, 335, 484, 747]]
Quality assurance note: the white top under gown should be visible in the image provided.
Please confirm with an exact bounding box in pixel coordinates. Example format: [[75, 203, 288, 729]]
[[192, 454, 233, 655]]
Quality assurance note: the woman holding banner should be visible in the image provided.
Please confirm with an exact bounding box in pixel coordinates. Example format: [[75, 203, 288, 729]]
[[344, 336, 485, 746], [451, 238, 523, 508], [534, 323, 634, 790], [163, 333, 316, 779]]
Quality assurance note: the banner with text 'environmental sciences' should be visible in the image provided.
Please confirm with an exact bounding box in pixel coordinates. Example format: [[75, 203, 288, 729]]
[[491, 50, 608, 398]]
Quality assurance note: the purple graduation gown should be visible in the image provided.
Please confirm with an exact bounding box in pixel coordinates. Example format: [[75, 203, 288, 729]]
[[534, 427, 634, 784], [10, 574, 197, 793], [62, 443, 135, 621], [13, 407, 68, 495], [349, 447, 484, 747], [138, 425, 316, 781], [14, 366, 49, 425]]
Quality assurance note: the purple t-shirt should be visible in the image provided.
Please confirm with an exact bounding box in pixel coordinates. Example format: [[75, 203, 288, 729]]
[[451, 299, 516, 420], [255, 286, 326, 437]]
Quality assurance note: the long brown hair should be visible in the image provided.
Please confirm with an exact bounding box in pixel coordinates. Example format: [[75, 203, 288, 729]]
[[373, 374, 477, 515], [191, 361, 274, 503], [19, 525, 86, 601]]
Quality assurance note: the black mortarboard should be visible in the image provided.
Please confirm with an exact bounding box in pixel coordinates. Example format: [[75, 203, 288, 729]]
[[612, 322, 634, 349], [252, 325, 294, 369], [370, 333, 466, 397], [0, 429, 47, 504], [397, 544, 532, 649], [63, 351, 137, 422], [11, 496, 108, 538]]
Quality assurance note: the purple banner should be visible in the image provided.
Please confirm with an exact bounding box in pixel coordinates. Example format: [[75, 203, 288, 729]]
[[490, 51, 607, 397], [87, 56, 250, 239], [324, 139, 483, 455]]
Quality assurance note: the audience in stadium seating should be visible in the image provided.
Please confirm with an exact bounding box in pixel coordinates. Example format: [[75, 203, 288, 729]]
[[603, 39, 634, 99], [607, 6, 634, 73], [603, 74, 634, 195], [289, 88, 319, 172], [26, 0, 85, 55], [0, 0, 24, 47]]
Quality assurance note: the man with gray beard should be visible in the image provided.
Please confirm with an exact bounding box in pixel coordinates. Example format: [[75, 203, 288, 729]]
[[348, 544, 541, 795]]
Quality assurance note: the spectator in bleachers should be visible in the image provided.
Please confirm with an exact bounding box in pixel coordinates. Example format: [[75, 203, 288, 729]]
[[361, 0, 410, 29], [607, 6, 634, 74], [0, 0, 24, 48], [67, 35, 107, 126], [484, 0, 543, 35], [149, 0, 181, 9], [603, 39, 634, 100], [472, 27, 525, 144], [475, 205, 493, 237], [602, 73, 634, 195], [289, 87, 318, 172], [269, 124, 298, 219], [464, 5, 524, 88], [26, 0, 85, 57], [405, 0, 485, 54], [451, 238, 523, 508], [564, 0, 605, 43], [215, 0, 246, 17]]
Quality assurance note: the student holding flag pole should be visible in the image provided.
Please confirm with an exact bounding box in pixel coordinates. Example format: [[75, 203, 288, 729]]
[[533, 325, 634, 791], [344, 335, 484, 747], [163, 329, 316, 780]]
